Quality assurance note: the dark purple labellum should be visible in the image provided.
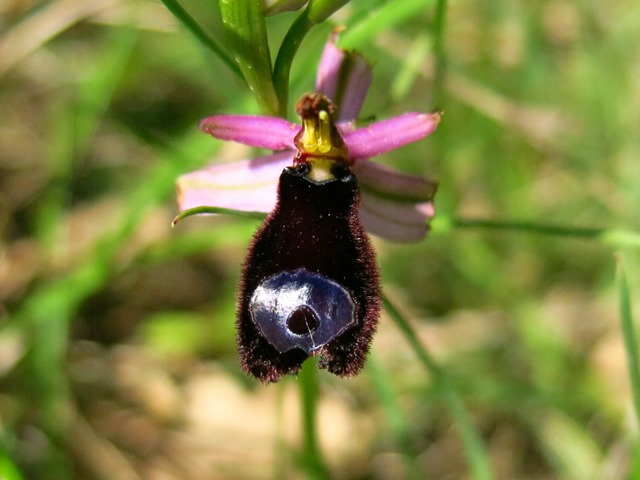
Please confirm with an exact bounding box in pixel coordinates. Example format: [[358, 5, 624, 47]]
[[237, 165, 380, 382]]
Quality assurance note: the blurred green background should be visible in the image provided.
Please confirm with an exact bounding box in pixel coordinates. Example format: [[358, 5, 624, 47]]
[[1, 0, 640, 479]]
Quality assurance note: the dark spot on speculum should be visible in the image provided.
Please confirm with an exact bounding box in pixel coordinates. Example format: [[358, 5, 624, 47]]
[[287, 305, 319, 335]]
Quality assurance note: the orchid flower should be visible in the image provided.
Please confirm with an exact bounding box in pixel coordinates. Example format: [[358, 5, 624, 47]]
[[176, 32, 440, 243]]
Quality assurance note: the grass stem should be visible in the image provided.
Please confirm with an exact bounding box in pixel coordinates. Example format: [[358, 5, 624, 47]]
[[616, 255, 640, 429], [160, 0, 242, 78], [383, 294, 494, 480]]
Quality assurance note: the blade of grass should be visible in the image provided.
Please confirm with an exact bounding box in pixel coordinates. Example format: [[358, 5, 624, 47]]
[[616, 255, 640, 429], [0, 0, 115, 77], [160, 0, 241, 78], [434, 215, 640, 249], [37, 25, 138, 247], [367, 355, 423, 479], [339, 0, 436, 49], [367, 356, 410, 446], [22, 23, 140, 438], [73, 25, 139, 159], [383, 294, 494, 480], [448, 217, 604, 239], [432, 0, 447, 104], [0, 453, 25, 480], [390, 33, 431, 102]]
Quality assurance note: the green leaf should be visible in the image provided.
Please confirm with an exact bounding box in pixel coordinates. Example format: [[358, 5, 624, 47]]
[[172, 206, 267, 226], [219, 0, 280, 115]]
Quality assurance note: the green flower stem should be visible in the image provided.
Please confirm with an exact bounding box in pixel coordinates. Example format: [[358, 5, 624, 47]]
[[433, 216, 640, 249], [448, 217, 604, 239], [383, 294, 494, 480], [298, 359, 331, 479], [271, 0, 349, 115], [616, 256, 640, 429], [160, 0, 241, 78], [307, 0, 349, 23], [273, 9, 313, 117]]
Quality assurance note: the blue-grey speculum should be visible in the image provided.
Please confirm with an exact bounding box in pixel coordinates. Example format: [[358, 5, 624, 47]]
[[249, 268, 356, 353]]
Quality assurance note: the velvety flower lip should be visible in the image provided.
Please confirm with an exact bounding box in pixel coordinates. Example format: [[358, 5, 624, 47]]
[[177, 32, 440, 242]]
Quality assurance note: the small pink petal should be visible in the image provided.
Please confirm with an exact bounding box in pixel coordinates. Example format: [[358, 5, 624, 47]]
[[315, 31, 344, 101], [416, 201, 436, 219], [200, 115, 299, 150], [360, 192, 435, 242], [345, 112, 441, 160], [353, 159, 437, 202], [176, 152, 293, 214], [315, 30, 372, 122], [356, 161, 437, 242], [337, 56, 372, 123]]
